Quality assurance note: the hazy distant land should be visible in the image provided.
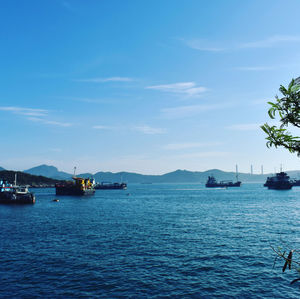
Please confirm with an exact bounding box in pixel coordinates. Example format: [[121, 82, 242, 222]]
[[0, 164, 299, 184]]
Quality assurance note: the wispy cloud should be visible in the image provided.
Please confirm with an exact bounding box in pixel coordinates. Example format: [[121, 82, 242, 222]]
[[133, 125, 166, 135], [146, 82, 207, 96], [180, 38, 224, 52], [161, 104, 225, 119], [75, 77, 134, 83], [234, 66, 276, 71], [226, 123, 260, 131], [239, 35, 300, 49], [58, 96, 112, 104], [27, 117, 72, 127], [234, 62, 300, 72], [182, 35, 300, 52], [0, 106, 48, 116], [0, 105, 73, 127], [163, 142, 221, 150], [250, 98, 271, 105], [93, 124, 166, 135], [49, 148, 62, 152], [93, 125, 116, 130], [171, 151, 228, 159]]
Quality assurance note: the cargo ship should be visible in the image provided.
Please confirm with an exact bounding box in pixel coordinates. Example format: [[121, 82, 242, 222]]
[[95, 182, 127, 190], [205, 165, 241, 188], [263, 172, 293, 190], [205, 176, 241, 188], [55, 177, 95, 195], [0, 179, 35, 204]]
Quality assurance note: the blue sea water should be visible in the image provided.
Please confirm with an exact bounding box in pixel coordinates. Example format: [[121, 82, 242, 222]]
[[1, 183, 300, 298]]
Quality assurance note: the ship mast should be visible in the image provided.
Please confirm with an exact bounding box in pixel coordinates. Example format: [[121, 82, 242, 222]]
[[236, 164, 239, 181]]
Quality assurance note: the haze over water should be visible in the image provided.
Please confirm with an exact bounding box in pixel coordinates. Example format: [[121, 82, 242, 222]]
[[1, 184, 300, 298]]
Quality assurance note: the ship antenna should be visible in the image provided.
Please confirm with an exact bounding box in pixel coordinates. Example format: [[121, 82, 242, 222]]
[[14, 173, 17, 186], [236, 164, 239, 181], [74, 166, 77, 177]]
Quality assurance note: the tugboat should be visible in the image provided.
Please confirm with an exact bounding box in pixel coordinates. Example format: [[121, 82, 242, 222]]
[[263, 172, 293, 190], [95, 182, 127, 190], [205, 176, 241, 188], [0, 178, 35, 204], [55, 177, 95, 196]]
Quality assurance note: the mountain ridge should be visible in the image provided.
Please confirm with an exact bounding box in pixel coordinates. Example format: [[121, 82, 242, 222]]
[[22, 164, 300, 183]]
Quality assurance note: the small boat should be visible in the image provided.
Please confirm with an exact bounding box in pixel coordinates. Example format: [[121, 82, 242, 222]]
[[55, 177, 95, 196], [205, 176, 241, 188], [263, 172, 293, 190], [95, 182, 127, 190], [0, 181, 35, 204]]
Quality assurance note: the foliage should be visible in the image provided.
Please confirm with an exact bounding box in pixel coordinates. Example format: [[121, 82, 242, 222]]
[[271, 245, 300, 285], [262, 77, 300, 286], [261, 78, 300, 156]]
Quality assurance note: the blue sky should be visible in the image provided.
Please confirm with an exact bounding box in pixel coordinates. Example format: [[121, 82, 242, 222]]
[[1, 0, 300, 174]]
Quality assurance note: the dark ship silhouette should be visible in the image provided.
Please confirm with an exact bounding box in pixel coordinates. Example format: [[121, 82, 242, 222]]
[[205, 176, 241, 188], [263, 172, 293, 190]]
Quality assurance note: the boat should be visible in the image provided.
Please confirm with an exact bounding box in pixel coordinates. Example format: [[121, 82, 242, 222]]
[[95, 182, 127, 190], [0, 180, 35, 204], [263, 172, 293, 190], [205, 176, 241, 188], [291, 179, 300, 186], [55, 177, 95, 195]]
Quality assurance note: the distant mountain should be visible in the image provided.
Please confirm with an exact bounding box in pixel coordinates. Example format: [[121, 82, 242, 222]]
[[0, 166, 5, 171], [24, 164, 72, 180], [21, 164, 300, 184], [93, 169, 263, 184]]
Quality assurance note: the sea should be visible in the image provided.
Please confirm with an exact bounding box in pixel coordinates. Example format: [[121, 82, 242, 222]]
[[1, 183, 300, 298]]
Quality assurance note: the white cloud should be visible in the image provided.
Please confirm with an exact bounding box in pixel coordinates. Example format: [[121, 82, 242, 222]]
[[240, 35, 300, 49], [0, 106, 48, 116], [75, 77, 134, 83], [226, 123, 260, 131], [146, 82, 207, 96], [161, 104, 223, 119], [133, 125, 166, 135], [163, 142, 222, 150], [27, 117, 72, 127]]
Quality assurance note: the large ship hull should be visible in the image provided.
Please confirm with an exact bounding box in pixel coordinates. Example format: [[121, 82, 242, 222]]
[[0, 191, 35, 204], [55, 177, 95, 196], [267, 183, 292, 190], [264, 172, 293, 190], [206, 181, 241, 188], [55, 185, 95, 196], [95, 183, 127, 190]]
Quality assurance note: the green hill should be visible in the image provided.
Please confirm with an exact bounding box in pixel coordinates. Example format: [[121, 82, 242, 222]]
[[0, 170, 62, 186]]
